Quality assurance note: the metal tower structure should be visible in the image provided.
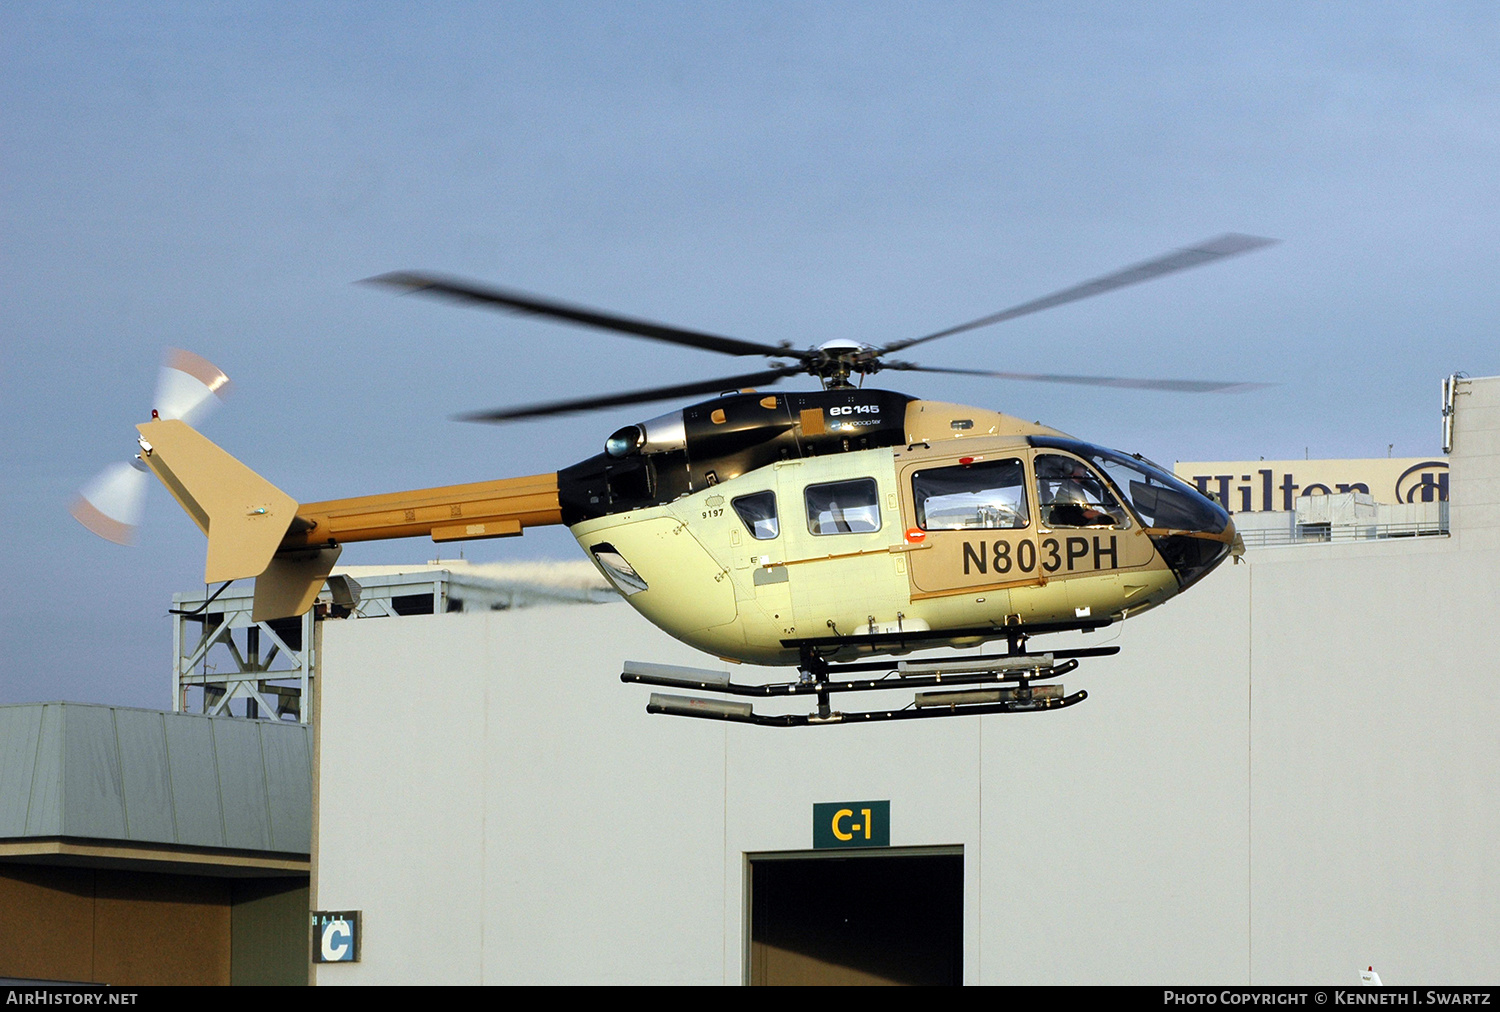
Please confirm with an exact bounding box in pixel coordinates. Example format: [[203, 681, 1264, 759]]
[[171, 561, 617, 724]]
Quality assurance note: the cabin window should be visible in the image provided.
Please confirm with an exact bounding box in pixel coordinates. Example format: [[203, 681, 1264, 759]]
[[732, 490, 780, 540], [805, 478, 881, 535], [589, 542, 648, 596], [1034, 454, 1126, 529], [912, 458, 1029, 530]]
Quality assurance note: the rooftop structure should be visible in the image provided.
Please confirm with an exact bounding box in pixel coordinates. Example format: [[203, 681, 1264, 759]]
[[170, 559, 616, 724]]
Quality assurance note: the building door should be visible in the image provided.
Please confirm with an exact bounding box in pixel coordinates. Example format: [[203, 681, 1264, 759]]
[[747, 848, 963, 986]]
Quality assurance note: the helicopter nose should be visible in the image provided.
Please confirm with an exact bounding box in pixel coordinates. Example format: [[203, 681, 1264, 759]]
[[1149, 494, 1236, 591], [1028, 435, 1239, 592]]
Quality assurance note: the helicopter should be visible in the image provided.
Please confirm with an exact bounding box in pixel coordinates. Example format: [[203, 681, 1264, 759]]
[[74, 234, 1272, 726]]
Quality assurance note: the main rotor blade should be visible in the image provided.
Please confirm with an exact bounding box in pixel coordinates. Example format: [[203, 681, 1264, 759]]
[[886, 361, 1271, 393], [882, 234, 1277, 354], [458, 366, 805, 423], [368, 272, 798, 360]]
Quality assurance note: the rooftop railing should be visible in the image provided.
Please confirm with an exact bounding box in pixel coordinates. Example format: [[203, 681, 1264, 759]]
[[1238, 519, 1449, 549]]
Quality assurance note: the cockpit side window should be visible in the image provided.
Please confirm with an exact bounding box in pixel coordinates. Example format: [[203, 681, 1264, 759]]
[[913, 458, 1029, 530], [805, 478, 881, 535], [1035, 454, 1127, 529], [732, 490, 780, 540], [1029, 435, 1230, 535]]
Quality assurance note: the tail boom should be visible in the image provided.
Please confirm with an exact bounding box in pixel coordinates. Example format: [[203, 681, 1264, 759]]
[[278, 473, 562, 549], [135, 417, 563, 620]]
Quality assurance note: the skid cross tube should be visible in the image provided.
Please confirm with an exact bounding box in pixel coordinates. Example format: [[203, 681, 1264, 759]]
[[779, 617, 1113, 655]]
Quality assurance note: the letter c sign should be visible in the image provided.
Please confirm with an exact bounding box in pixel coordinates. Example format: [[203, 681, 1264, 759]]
[[321, 920, 351, 961], [312, 910, 362, 963]]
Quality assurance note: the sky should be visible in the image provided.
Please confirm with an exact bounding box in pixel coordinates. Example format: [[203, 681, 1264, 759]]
[[3, 3, 1498, 709]]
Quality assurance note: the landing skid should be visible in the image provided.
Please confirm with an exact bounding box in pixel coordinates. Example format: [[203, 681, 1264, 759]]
[[621, 629, 1118, 726]]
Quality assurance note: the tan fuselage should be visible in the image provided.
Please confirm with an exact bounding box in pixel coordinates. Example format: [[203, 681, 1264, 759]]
[[569, 436, 1192, 666]]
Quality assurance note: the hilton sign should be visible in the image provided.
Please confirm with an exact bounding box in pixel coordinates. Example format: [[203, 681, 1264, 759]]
[[1174, 458, 1448, 513]]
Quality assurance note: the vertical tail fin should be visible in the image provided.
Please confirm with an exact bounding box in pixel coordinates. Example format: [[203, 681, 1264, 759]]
[[136, 418, 300, 584]]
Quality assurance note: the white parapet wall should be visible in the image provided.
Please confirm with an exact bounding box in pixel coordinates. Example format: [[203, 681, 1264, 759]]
[[1449, 375, 1500, 549], [310, 377, 1500, 985]]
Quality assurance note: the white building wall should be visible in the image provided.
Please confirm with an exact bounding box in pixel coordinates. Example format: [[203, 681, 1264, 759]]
[[312, 376, 1500, 985], [313, 609, 731, 985], [979, 569, 1254, 984], [1245, 546, 1498, 983]]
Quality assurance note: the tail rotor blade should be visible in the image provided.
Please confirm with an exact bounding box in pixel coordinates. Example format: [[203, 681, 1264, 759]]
[[71, 461, 149, 545], [154, 348, 231, 426]]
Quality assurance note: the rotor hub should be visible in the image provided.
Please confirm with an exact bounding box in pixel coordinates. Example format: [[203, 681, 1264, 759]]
[[808, 340, 882, 387]]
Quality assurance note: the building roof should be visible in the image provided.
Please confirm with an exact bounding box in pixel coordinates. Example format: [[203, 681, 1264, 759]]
[[0, 702, 310, 874], [333, 558, 614, 603]]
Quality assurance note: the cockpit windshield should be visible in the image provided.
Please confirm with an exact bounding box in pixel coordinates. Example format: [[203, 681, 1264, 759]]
[[1030, 437, 1229, 535]]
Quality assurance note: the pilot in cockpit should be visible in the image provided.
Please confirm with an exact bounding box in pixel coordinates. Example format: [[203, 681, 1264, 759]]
[[1036, 455, 1120, 528]]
